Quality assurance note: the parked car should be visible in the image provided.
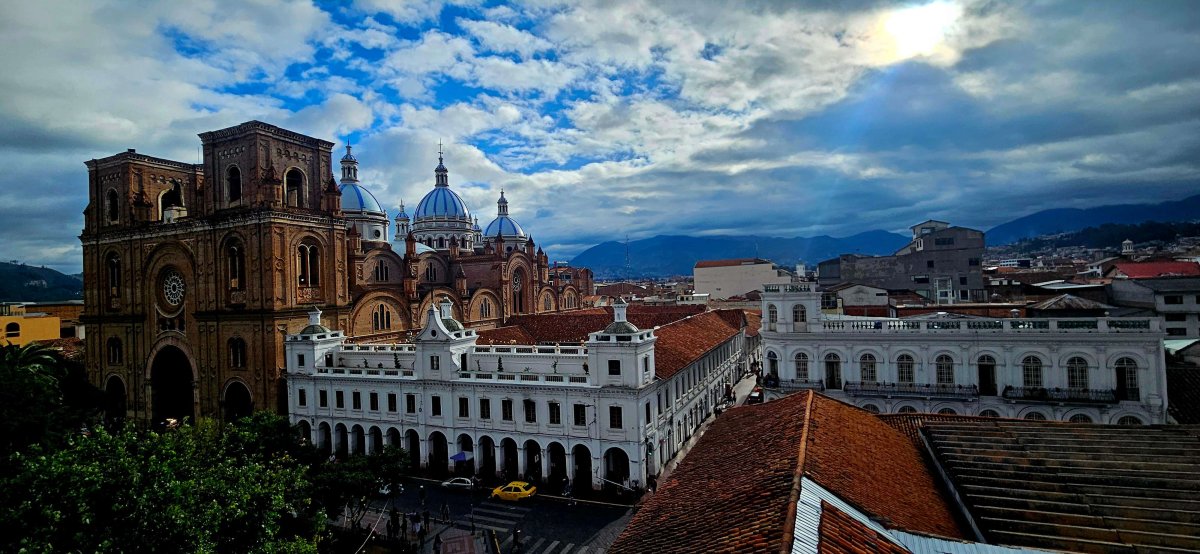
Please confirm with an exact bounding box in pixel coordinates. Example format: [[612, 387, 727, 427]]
[[442, 477, 475, 490], [490, 481, 537, 501], [746, 387, 764, 405]]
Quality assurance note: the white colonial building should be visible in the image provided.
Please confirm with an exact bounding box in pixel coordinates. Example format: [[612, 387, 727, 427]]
[[760, 283, 1168, 424], [285, 299, 749, 490]]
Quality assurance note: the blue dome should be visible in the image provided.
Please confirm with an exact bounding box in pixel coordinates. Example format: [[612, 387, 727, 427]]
[[414, 186, 472, 220], [484, 215, 526, 237], [340, 183, 384, 214]]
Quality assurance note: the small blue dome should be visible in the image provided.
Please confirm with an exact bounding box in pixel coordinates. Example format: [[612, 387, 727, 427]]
[[414, 186, 472, 220], [484, 215, 526, 238], [340, 183, 384, 214]]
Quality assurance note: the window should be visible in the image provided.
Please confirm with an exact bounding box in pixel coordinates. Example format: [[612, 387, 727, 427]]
[[430, 355, 440, 371], [935, 355, 954, 385], [937, 408, 958, 415], [226, 166, 241, 202], [767, 351, 779, 375], [106, 189, 120, 222], [1068, 414, 1093, 423], [1022, 356, 1043, 388], [226, 243, 245, 290], [502, 399, 513, 421], [926, 260, 935, 269], [369, 392, 379, 411], [968, 258, 980, 266], [959, 276, 967, 285], [643, 401, 650, 423], [609, 405, 623, 429], [106, 337, 123, 365], [405, 394, 416, 414], [431, 395, 442, 416], [1167, 328, 1187, 336], [352, 391, 361, 410], [480, 298, 492, 318], [550, 402, 562, 425], [792, 304, 806, 323], [934, 237, 955, 246], [573, 403, 586, 426], [897, 354, 914, 383], [1023, 412, 1047, 421], [523, 399, 537, 423], [821, 294, 838, 310], [105, 252, 121, 297], [335, 390, 344, 409], [1117, 415, 1143, 426], [795, 352, 809, 381], [859, 354, 877, 383], [979, 409, 1000, 418], [767, 304, 777, 330], [861, 404, 880, 414], [459, 397, 469, 418], [387, 393, 397, 412], [297, 354, 305, 367], [298, 389, 307, 407], [374, 262, 389, 282], [325, 353, 333, 367], [480, 398, 491, 420], [1115, 357, 1139, 393], [285, 168, 303, 207], [824, 353, 842, 389], [608, 359, 621, 376], [319, 390, 328, 408], [296, 241, 320, 287], [897, 406, 917, 414], [1066, 357, 1089, 389], [1164, 295, 1184, 305], [544, 295, 552, 311], [228, 338, 246, 369], [372, 304, 392, 331], [1166, 313, 1188, 322]]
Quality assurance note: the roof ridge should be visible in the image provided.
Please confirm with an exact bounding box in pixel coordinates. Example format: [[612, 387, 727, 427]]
[[778, 390, 815, 553]]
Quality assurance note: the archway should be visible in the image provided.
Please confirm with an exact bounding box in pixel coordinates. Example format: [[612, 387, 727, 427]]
[[334, 423, 348, 458], [104, 375, 126, 426], [297, 421, 312, 445], [351, 425, 366, 456], [150, 346, 195, 427], [369, 426, 383, 455], [501, 438, 519, 481], [478, 435, 497, 480], [222, 381, 253, 422], [603, 447, 631, 488], [455, 434, 476, 476], [386, 428, 401, 450], [405, 430, 421, 468], [572, 444, 593, 493], [318, 422, 332, 453], [547, 442, 567, 493], [524, 440, 543, 483], [428, 431, 449, 477]]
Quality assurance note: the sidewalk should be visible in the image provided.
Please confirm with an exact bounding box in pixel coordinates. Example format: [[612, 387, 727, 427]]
[[656, 373, 757, 484]]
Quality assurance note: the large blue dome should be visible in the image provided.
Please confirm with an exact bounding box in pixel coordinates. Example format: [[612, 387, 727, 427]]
[[414, 186, 472, 220], [484, 215, 526, 237], [340, 183, 384, 214]]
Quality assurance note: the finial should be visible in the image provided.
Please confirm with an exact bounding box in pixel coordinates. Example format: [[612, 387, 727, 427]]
[[438, 139, 443, 162]]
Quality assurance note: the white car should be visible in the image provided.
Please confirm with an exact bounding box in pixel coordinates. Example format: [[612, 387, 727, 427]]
[[441, 477, 475, 490], [378, 482, 403, 496]]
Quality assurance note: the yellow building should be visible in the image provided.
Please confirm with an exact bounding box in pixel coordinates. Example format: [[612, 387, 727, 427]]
[[1, 303, 62, 346]]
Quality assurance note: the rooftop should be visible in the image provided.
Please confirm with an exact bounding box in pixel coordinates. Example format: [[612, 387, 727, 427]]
[[694, 258, 772, 269], [1111, 261, 1200, 279]]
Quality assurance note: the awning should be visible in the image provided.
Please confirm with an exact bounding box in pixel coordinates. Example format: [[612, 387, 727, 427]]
[[450, 451, 474, 462]]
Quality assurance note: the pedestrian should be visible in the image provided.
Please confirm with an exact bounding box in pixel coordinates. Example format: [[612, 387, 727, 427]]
[[440, 501, 450, 523], [386, 518, 395, 540], [433, 534, 443, 554], [401, 512, 408, 541], [417, 524, 426, 548]]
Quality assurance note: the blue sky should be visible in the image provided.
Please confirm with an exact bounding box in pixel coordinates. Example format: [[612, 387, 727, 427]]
[[1, 0, 1199, 274]]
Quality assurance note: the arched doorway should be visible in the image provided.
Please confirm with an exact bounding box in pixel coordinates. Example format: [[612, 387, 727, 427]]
[[222, 381, 253, 422], [572, 445, 593, 493], [351, 425, 366, 456], [428, 432, 449, 477], [547, 442, 567, 493], [386, 428, 401, 450], [104, 375, 126, 426], [318, 422, 332, 453], [455, 434, 476, 476], [297, 421, 312, 445], [334, 423, 348, 458], [369, 426, 383, 455], [478, 435, 497, 480], [604, 447, 631, 488], [501, 438, 519, 480], [824, 353, 842, 390], [524, 440, 543, 483], [150, 346, 195, 427], [406, 430, 422, 468]]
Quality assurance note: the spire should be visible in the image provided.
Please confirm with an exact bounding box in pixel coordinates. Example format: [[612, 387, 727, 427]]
[[434, 141, 449, 187], [497, 189, 509, 216], [340, 144, 359, 183]]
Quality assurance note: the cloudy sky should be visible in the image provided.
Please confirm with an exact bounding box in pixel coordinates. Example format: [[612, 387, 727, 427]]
[[2, 0, 1199, 273]]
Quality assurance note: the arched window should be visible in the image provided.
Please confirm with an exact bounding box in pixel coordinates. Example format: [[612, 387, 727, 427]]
[[859, 354, 877, 383], [372, 304, 392, 331], [425, 264, 437, 282], [767, 305, 777, 330], [227, 242, 245, 290], [1114, 357, 1138, 400], [374, 262, 389, 282], [285, 168, 303, 207], [228, 338, 247, 369], [106, 337, 123, 364], [792, 304, 806, 323], [5, 322, 19, 338], [861, 404, 880, 414], [227, 166, 241, 202], [438, 237, 446, 249], [897, 354, 915, 383], [1022, 356, 1043, 388], [1066, 356, 1089, 389], [977, 354, 997, 396], [795, 352, 809, 381], [544, 295, 552, 311], [937, 407, 957, 415], [935, 354, 954, 385], [105, 189, 120, 222], [1068, 414, 1093, 423], [1023, 411, 1047, 421], [824, 353, 842, 389], [297, 241, 320, 287], [1117, 415, 1143, 426], [767, 351, 778, 375], [105, 252, 121, 297], [480, 298, 493, 319], [978, 409, 1000, 418], [897, 405, 917, 414]]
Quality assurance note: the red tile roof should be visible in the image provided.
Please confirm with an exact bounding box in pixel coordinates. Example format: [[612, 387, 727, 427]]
[[500, 306, 703, 344], [694, 257, 771, 268], [1112, 260, 1200, 279], [611, 393, 966, 553], [818, 501, 909, 554], [652, 310, 744, 379], [877, 412, 1004, 448], [744, 309, 762, 337], [475, 325, 536, 345]]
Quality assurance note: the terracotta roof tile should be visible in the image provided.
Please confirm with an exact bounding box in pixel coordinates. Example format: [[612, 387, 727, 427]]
[[501, 306, 703, 344], [878, 413, 1004, 448], [817, 501, 909, 554], [652, 310, 742, 379], [474, 325, 536, 345], [1112, 260, 1200, 278]]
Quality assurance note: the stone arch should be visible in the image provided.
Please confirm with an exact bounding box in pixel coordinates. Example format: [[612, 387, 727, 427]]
[[560, 285, 580, 310], [1063, 408, 1096, 423], [351, 424, 366, 456], [405, 429, 421, 468], [369, 426, 384, 455], [103, 373, 127, 425], [893, 402, 920, 414], [146, 341, 197, 427], [538, 287, 557, 313], [221, 379, 254, 422], [546, 441, 568, 489], [334, 423, 349, 458], [225, 164, 242, 203], [469, 289, 503, 321], [105, 188, 120, 222], [478, 435, 497, 478], [296, 420, 312, 445], [419, 256, 449, 285], [1017, 406, 1050, 420], [284, 166, 306, 207], [363, 250, 403, 285], [1113, 413, 1145, 425], [572, 443, 594, 491], [500, 437, 520, 481], [317, 422, 332, 452], [349, 291, 410, 336], [385, 427, 401, 449], [523, 439, 544, 482], [603, 447, 632, 486], [428, 431, 449, 477]]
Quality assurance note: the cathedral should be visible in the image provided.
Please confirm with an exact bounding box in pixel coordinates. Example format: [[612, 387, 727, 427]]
[[80, 120, 593, 426]]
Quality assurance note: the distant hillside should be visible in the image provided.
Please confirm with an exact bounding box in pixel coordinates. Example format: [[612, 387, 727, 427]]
[[0, 261, 83, 302], [570, 231, 910, 279], [1007, 220, 1200, 253], [987, 193, 1200, 245]]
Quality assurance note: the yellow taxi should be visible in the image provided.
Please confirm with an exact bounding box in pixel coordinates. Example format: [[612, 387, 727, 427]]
[[490, 481, 537, 501]]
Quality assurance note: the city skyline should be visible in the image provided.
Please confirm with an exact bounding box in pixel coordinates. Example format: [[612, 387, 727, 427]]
[[3, 0, 1200, 274]]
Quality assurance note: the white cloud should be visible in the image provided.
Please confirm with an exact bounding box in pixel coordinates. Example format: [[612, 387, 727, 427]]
[[458, 19, 552, 58]]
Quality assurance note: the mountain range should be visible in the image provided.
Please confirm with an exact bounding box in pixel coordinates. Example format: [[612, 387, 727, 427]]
[[0, 261, 83, 302], [985, 194, 1200, 245]]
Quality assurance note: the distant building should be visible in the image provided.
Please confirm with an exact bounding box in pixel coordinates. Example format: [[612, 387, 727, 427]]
[[1106, 260, 1200, 279], [818, 220, 985, 304], [759, 283, 1167, 424], [0, 303, 61, 346], [693, 258, 791, 300], [1110, 277, 1200, 337], [822, 283, 889, 317]]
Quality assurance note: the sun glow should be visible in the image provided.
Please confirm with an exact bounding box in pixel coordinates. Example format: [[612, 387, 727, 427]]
[[884, 1, 962, 60]]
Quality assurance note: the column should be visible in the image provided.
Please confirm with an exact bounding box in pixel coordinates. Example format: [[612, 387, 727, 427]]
[[517, 447, 528, 479], [495, 443, 505, 477], [540, 450, 550, 483], [566, 449, 575, 485]]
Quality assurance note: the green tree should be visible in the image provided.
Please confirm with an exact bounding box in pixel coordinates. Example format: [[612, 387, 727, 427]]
[[0, 342, 100, 456]]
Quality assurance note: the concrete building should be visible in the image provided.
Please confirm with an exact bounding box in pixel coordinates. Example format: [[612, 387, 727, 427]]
[[1110, 277, 1200, 337], [693, 258, 791, 300], [285, 299, 752, 490], [818, 220, 985, 304], [0, 303, 62, 346], [759, 283, 1167, 424]]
